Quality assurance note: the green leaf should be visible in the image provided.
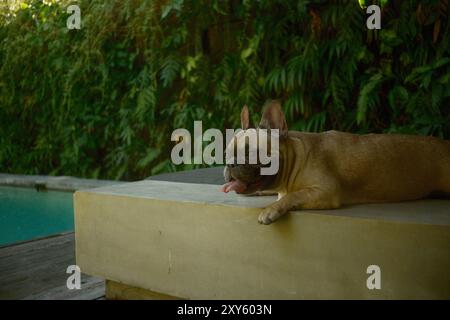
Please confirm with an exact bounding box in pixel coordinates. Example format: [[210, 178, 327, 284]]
[[241, 48, 253, 60], [357, 73, 384, 125], [137, 148, 161, 169]]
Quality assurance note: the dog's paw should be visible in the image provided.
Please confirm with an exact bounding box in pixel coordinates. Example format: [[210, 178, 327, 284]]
[[258, 207, 282, 225]]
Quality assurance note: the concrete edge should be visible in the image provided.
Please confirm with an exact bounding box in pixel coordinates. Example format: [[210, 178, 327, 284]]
[[73, 188, 450, 228], [0, 173, 123, 192]]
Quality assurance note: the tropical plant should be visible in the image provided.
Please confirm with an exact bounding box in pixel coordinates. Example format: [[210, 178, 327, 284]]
[[0, 0, 448, 180]]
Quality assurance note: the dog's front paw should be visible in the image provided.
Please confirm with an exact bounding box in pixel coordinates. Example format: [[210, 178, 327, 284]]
[[258, 207, 282, 225]]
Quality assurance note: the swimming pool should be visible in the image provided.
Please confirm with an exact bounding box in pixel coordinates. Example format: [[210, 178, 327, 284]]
[[0, 186, 74, 246]]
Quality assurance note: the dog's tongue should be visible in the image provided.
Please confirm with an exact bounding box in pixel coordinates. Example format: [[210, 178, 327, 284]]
[[221, 180, 247, 193]]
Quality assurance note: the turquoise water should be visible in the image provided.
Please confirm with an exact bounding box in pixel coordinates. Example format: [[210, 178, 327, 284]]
[[0, 186, 74, 246]]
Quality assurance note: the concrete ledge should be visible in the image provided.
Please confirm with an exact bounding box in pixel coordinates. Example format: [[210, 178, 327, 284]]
[[105, 280, 182, 300], [75, 180, 450, 299], [0, 173, 121, 191]]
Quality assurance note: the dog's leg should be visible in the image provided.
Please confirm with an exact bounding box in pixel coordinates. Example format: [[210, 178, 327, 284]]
[[258, 187, 340, 225]]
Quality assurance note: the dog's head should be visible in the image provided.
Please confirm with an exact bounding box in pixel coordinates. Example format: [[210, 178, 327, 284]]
[[222, 100, 288, 194]]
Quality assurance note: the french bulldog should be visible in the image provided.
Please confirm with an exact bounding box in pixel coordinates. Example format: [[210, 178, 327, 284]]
[[222, 100, 450, 225]]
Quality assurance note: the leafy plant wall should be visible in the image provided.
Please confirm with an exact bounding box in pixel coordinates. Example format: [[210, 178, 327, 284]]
[[0, 0, 448, 180]]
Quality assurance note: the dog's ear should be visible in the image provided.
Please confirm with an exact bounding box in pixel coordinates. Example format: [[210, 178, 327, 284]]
[[241, 105, 251, 130], [259, 100, 288, 137]]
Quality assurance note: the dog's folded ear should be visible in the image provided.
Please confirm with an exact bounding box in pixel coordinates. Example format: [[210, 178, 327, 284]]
[[259, 100, 288, 137], [241, 105, 251, 130]]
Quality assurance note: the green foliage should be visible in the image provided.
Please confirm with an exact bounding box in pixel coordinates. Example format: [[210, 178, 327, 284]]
[[0, 0, 449, 180]]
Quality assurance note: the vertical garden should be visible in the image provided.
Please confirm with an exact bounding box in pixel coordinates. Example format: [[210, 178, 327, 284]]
[[0, 0, 448, 180]]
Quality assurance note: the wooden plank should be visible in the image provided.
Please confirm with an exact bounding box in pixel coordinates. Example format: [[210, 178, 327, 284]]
[[24, 277, 105, 300], [0, 233, 104, 300]]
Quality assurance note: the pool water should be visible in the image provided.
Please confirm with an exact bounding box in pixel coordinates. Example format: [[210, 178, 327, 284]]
[[0, 186, 74, 246]]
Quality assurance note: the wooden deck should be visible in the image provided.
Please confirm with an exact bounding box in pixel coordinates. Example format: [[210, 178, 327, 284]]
[[0, 168, 224, 300], [0, 233, 104, 300]]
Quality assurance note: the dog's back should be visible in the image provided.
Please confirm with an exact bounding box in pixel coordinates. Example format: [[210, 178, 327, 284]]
[[289, 130, 450, 204]]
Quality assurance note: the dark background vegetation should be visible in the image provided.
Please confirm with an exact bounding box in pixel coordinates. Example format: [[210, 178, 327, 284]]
[[0, 0, 448, 180]]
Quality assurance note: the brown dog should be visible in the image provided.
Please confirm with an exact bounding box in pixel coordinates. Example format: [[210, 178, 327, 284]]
[[223, 100, 450, 224]]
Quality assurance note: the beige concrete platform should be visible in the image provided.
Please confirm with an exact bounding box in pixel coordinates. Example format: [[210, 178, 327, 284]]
[[74, 180, 450, 299]]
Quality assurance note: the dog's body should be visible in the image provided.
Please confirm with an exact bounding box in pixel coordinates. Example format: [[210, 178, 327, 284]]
[[223, 101, 450, 224]]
